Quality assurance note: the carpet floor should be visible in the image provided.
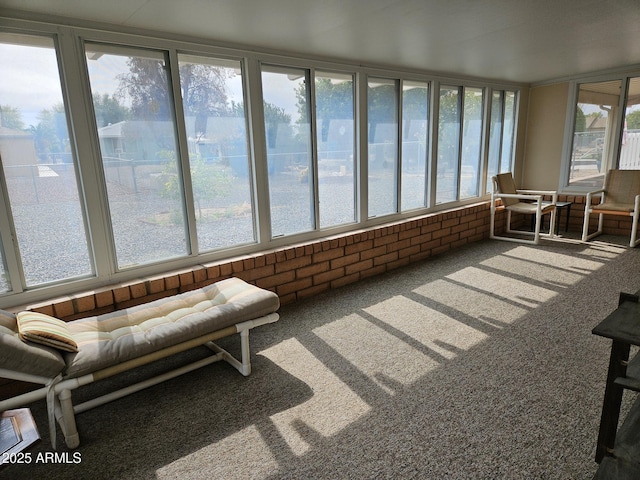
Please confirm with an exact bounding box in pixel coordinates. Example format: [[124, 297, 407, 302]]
[[4, 234, 640, 479]]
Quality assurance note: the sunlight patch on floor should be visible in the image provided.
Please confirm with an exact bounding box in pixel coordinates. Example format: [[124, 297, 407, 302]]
[[446, 266, 557, 308], [156, 425, 279, 479], [362, 295, 488, 360], [500, 245, 608, 274], [261, 337, 371, 456], [481, 254, 588, 286], [413, 279, 528, 326], [314, 309, 451, 393]]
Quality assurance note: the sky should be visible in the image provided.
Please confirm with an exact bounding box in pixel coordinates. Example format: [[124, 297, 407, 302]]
[[0, 42, 63, 127]]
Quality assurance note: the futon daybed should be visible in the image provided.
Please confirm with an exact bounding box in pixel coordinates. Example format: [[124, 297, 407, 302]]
[[0, 277, 280, 449]]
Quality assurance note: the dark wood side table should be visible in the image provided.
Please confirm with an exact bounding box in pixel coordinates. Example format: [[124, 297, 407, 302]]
[[530, 201, 572, 234], [592, 291, 640, 473]]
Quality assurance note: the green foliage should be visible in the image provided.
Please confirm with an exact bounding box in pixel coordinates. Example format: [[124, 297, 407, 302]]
[[92, 93, 130, 127], [574, 106, 586, 132], [626, 110, 640, 130], [0, 105, 25, 130], [162, 152, 233, 219], [30, 104, 67, 161]]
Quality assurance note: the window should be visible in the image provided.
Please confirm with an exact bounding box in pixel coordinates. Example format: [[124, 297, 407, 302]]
[[0, 34, 92, 288], [85, 43, 189, 268], [401, 81, 430, 211], [261, 66, 314, 237], [177, 54, 255, 251], [315, 71, 356, 227], [0, 21, 521, 306], [620, 77, 640, 170], [436, 86, 461, 204], [437, 85, 487, 203], [460, 87, 484, 199], [565, 77, 640, 189], [567, 80, 622, 188], [368, 78, 399, 217], [486, 90, 516, 192]]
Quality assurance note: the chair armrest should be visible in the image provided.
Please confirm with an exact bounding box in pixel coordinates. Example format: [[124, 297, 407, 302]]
[[495, 192, 544, 202], [586, 188, 606, 208], [516, 189, 557, 203], [516, 189, 556, 196]]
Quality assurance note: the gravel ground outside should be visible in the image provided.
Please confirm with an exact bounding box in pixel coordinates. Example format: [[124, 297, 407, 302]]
[[2, 161, 459, 289]]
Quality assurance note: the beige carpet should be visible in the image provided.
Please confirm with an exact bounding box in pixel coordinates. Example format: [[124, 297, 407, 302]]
[[5, 234, 640, 479]]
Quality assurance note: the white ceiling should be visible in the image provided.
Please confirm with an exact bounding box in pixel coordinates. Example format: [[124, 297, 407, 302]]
[[3, 0, 640, 84]]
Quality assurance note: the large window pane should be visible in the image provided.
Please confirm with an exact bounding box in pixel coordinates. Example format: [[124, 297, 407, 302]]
[[401, 81, 429, 211], [85, 43, 188, 268], [316, 71, 356, 227], [501, 91, 516, 173], [0, 34, 92, 286], [262, 66, 313, 237], [177, 54, 255, 251], [486, 91, 503, 187], [620, 77, 640, 170], [368, 78, 399, 217], [460, 87, 483, 199], [568, 80, 621, 188], [486, 90, 517, 193], [436, 86, 461, 204]]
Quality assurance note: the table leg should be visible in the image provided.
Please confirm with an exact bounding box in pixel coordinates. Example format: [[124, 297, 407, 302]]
[[595, 339, 630, 463]]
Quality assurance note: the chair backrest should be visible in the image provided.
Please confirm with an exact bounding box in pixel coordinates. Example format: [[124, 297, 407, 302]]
[[604, 169, 640, 206], [493, 173, 519, 207]]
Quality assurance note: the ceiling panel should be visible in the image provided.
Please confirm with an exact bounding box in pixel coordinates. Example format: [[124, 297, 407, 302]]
[[2, 0, 640, 83]]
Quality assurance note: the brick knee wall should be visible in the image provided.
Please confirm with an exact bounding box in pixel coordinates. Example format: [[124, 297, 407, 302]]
[[23, 202, 494, 321], [17, 194, 630, 322]]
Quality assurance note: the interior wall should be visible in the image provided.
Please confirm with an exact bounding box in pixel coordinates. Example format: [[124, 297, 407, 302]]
[[522, 82, 570, 190]]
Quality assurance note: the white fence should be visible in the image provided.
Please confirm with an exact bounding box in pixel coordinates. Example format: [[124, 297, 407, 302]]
[[620, 131, 640, 169]]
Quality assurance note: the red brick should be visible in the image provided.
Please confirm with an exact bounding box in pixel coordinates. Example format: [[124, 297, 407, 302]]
[[279, 293, 296, 305], [313, 247, 345, 262], [277, 277, 313, 296], [113, 286, 131, 304], [360, 245, 387, 260], [73, 295, 96, 313], [130, 282, 148, 298], [387, 239, 412, 252], [275, 255, 312, 274], [360, 265, 386, 279], [345, 258, 373, 275], [146, 277, 165, 294], [241, 264, 275, 282], [179, 272, 195, 287], [95, 290, 114, 308], [193, 267, 207, 283], [432, 227, 452, 239], [373, 233, 399, 247], [398, 244, 421, 258], [313, 268, 345, 285], [256, 270, 295, 289], [330, 252, 360, 269], [330, 272, 359, 289], [297, 261, 329, 279], [53, 299, 75, 319], [220, 263, 233, 276], [442, 218, 460, 228], [345, 240, 373, 255], [373, 251, 399, 266], [298, 283, 330, 299], [399, 227, 421, 240], [205, 264, 221, 279]]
